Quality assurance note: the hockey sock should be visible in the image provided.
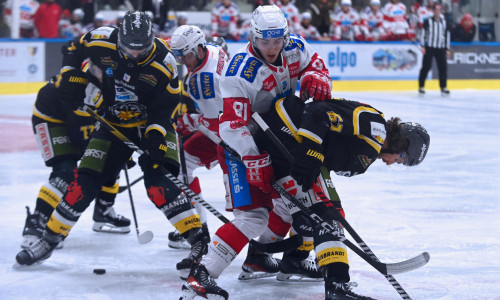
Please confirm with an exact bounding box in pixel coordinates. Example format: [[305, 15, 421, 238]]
[[189, 177, 208, 224], [257, 210, 290, 244], [314, 222, 350, 282]]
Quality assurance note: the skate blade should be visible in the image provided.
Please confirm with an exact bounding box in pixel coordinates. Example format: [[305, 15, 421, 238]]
[[276, 272, 324, 282], [238, 270, 278, 280], [168, 240, 191, 250], [92, 222, 131, 234]]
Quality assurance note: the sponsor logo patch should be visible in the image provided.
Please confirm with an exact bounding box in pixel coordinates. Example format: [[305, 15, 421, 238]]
[[189, 74, 200, 100], [201, 72, 215, 99], [139, 74, 158, 86], [240, 57, 262, 83], [226, 53, 246, 76]]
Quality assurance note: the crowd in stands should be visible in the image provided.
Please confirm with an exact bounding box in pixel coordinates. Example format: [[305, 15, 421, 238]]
[[0, 0, 492, 42]]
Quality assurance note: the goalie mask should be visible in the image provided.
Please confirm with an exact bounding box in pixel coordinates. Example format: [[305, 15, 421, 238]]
[[118, 11, 155, 62]]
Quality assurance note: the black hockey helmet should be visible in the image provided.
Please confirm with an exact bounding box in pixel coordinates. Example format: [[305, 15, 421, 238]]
[[400, 122, 430, 166], [207, 36, 229, 57], [118, 11, 155, 61]]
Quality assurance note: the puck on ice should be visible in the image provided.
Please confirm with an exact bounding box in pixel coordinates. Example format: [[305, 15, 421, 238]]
[[93, 268, 106, 275]]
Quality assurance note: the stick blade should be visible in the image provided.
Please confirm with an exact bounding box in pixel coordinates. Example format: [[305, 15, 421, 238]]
[[385, 252, 430, 275], [137, 230, 154, 244]]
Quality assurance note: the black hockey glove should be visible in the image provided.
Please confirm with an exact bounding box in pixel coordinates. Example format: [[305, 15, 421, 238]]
[[291, 138, 324, 192], [140, 130, 180, 177], [54, 69, 89, 109]]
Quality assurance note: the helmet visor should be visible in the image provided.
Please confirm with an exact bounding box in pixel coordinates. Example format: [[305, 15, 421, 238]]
[[118, 39, 154, 60]]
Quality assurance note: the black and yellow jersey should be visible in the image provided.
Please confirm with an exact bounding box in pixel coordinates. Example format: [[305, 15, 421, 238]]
[[62, 26, 180, 136], [258, 95, 387, 178]]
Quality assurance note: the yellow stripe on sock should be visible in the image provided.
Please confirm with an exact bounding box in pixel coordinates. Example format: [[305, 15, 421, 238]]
[[101, 182, 119, 194], [38, 186, 61, 208], [173, 215, 202, 234], [316, 247, 349, 266], [46, 215, 73, 237]]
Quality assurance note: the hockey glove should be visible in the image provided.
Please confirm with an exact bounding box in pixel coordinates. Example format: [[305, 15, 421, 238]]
[[291, 138, 324, 192], [54, 69, 89, 109], [140, 130, 180, 176], [242, 152, 274, 194], [176, 113, 202, 137], [299, 72, 331, 102]]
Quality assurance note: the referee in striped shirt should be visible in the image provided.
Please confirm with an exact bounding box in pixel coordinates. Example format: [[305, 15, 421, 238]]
[[418, 4, 451, 95]]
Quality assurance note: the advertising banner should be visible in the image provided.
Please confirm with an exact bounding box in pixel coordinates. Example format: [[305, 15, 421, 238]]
[[440, 44, 500, 79], [0, 41, 45, 82]]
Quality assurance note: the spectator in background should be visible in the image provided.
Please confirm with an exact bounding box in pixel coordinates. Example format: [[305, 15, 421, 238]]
[[34, 0, 62, 38], [309, 0, 335, 36], [211, 0, 239, 40], [83, 11, 104, 32], [360, 0, 387, 41], [59, 8, 85, 39], [3, 0, 39, 38], [234, 14, 250, 41], [382, 0, 415, 41], [329, 0, 363, 41], [452, 13, 476, 42], [276, 0, 300, 34], [162, 12, 187, 37], [297, 11, 320, 40]]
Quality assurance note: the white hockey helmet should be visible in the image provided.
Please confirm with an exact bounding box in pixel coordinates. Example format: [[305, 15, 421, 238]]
[[72, 8, 84, 19], [170, 25, 207, 58], [341, 0, 352, 6], [249, 5, 289, 45], [370, 0, 381, 6]]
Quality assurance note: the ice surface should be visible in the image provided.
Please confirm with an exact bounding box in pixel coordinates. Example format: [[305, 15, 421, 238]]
[[1, 90, 499, 300]]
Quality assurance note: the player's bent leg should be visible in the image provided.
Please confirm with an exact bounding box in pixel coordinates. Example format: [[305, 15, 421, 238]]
[[16, 171, 100, 266], [239, 209, 290, 280]]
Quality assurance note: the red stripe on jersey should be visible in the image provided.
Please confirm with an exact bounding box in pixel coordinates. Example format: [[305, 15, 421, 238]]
[[220, 97, 251, 126], [215, 222, 249, 253]]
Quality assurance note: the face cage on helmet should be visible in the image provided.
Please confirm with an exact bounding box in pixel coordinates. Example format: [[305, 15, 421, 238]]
[[118, 35, 154, 61]]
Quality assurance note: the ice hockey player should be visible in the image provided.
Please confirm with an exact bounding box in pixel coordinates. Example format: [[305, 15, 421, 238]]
[[15, 12, 208, 274], [165, 26, 229, 259], [180, 5, 332, 300], [22, 65, 131, 251], [252, 94, 430, 299]]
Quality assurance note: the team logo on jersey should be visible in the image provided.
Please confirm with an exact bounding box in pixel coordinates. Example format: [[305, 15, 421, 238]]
[[226, 54, 246, 77], [101, 57, 117, 69], [139, 74, 157, 86], [189, 74, 200, 100], [289, 61, 300, 78], [201, 72, 215, 99], [370, 122, 386, 144], [285, 37, 304, 52], [357, 155, 372, 168], [262, 75, 277, 91], [123, 73, 131, 82], [240, 57, 262, 83]]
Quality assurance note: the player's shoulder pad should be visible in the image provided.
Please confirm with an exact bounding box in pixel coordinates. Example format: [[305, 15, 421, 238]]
[[86, 26, 117, 41], [284, 34, 306, 52]]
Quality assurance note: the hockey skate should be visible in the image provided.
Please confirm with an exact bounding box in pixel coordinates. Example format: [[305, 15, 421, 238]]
[[277, 254, 323, 281], [325, 282, 377, 300], [441, 88, 450, 97], [176, 228, 210, 279], [238, 241, 281, 280], [180, 263, 228, 300], [92, 204, 131, 234], [15, 231, 62, 266], [21, 206, 63, 250]]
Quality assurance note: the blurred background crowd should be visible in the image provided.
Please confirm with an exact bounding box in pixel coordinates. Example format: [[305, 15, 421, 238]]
[[0, 0, 497, 42]]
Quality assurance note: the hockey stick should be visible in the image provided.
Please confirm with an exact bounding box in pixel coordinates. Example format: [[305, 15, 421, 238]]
[[202, 117, 429, 276], [252, 112, 426, 298], [118, 175, 144, 193], [123, 167, 154, 244], [84, 107, 232, 225]]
